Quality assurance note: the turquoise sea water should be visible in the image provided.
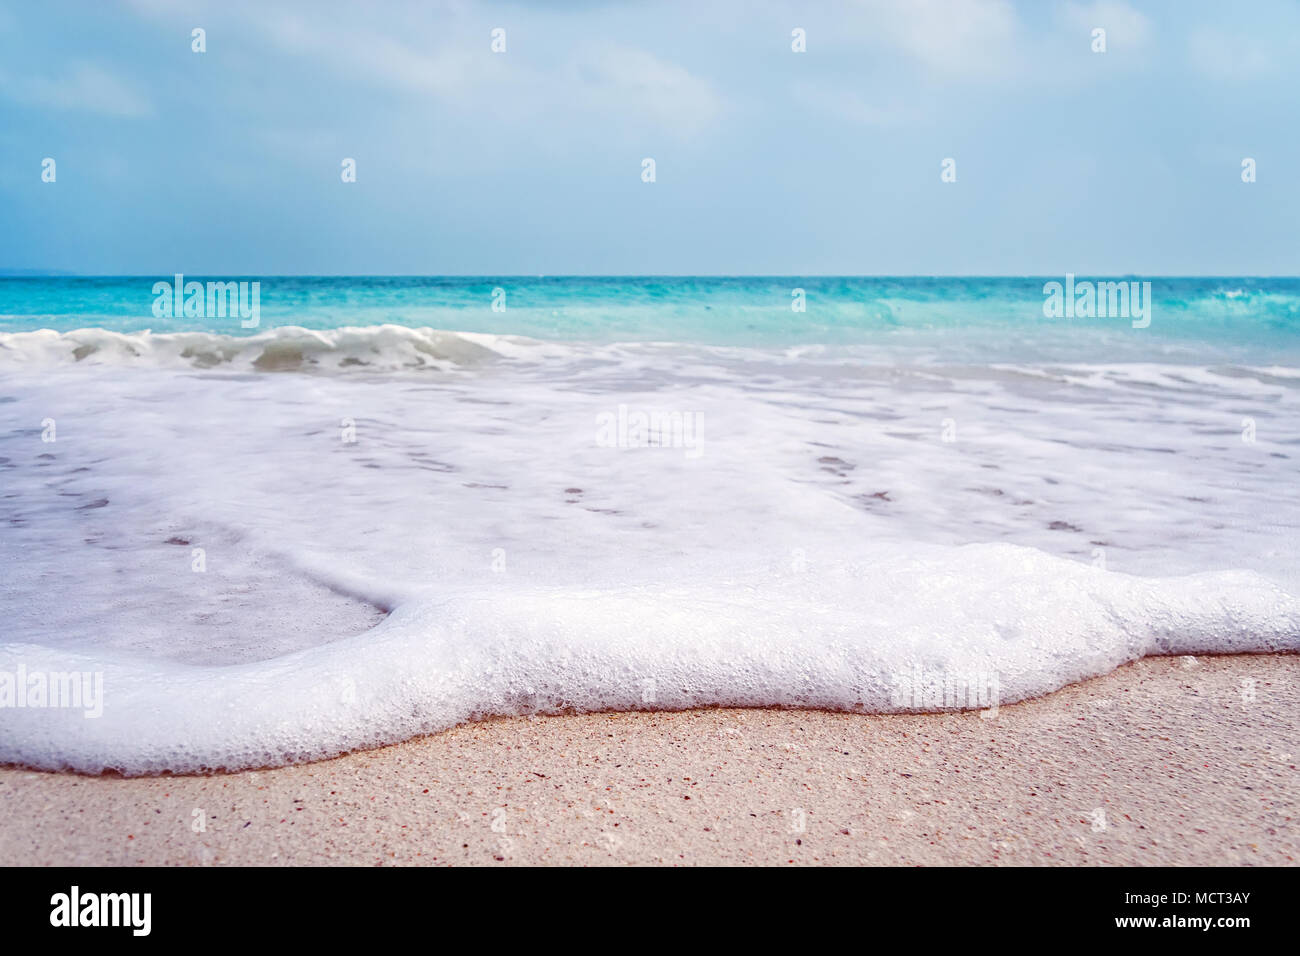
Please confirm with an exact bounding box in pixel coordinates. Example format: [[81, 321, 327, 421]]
[[2, 276, 1299, 364]]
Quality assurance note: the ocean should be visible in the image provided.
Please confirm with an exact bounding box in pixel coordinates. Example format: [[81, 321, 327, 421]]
[[1, 276, 1298, 773]]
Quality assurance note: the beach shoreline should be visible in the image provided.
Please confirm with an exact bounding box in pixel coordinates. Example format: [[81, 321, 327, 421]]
[[1, 653, 1295, 866]]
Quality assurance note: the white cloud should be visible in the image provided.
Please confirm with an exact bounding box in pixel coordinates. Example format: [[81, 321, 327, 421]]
[[0, 62, 153, 117], [1061, 1, 1151, 50], [853, 0, 1022, 79], [1186, 27, 1290, 80], [573, 48, 724, 136], [254, 10, 487, 101], [791, 81, 913, 128], [131, 2, 724, 138]]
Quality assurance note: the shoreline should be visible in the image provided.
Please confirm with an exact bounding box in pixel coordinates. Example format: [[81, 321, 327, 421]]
[[1, 653, 1295, 866]]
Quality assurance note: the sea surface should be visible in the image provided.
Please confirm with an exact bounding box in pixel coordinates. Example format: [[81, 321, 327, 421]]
[[1, 277, 1297, 773]]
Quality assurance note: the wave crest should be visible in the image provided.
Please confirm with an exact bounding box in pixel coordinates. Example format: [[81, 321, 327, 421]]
[[0, 325, 515, 372]]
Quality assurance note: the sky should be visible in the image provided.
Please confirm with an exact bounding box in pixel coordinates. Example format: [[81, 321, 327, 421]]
[[1, 0, 1298, 276]]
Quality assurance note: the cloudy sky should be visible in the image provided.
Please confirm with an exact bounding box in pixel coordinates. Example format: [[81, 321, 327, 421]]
[[1, 0, 1298, 275]]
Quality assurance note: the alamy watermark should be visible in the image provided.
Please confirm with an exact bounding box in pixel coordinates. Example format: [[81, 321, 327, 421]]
[[1042, 274, 1151, 328], [890, 664, 1000, 716], [596, 404, 703, 458], [0, 664, 103, 718], [50, 886, 150, 936], [152, 273, 260, 328]]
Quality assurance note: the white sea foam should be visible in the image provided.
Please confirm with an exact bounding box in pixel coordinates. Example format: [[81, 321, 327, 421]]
[[0, 325, 521, 372], [3, 549, 1296, 774], [1, 335, 1297, 774]]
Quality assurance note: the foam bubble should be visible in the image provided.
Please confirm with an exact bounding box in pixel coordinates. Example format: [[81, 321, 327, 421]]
[[1, 545, 1295, 774]]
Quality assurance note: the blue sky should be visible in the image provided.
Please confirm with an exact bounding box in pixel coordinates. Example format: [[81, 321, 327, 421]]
[[2, 0, 1298, 275]]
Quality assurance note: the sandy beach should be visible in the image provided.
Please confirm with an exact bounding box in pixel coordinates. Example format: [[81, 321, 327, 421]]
[[1, 653, 1295, 867]]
